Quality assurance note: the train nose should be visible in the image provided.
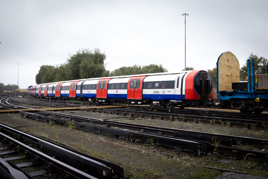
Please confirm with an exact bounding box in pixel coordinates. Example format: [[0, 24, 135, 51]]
[[194, 71, 213, 101]]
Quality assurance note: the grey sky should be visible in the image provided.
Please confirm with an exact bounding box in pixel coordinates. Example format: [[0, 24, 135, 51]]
[[0, 0, 267, 88]]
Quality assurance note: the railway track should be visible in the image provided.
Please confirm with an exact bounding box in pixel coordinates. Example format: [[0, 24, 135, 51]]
[[16, 110, 268, 166], [93, 107, 268, 130], [3, 96, 268, 167], [0, 124, 123, 178], [4, 96, 268, 130]]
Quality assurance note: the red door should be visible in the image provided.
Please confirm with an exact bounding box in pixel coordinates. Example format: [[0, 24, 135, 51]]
[[96, 78, 111, 99], [127, 76, 146, 100], [69, 81, 79, 98], [38, 84, 44, 96], [55, 82, 64, 97], [44, 83, 50, 97]]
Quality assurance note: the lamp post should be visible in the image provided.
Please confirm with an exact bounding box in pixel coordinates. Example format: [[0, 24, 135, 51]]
[[182, 13, 189, 71], [17, 63, 19, 89]]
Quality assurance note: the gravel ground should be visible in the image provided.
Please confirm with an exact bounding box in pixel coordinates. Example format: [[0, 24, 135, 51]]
[[1, 99, 268, 178]]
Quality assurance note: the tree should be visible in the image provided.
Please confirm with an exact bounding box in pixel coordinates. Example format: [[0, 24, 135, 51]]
[[66, 49, 106, 79], [240, 53, 267, 81], [35, 48, 107, 83], [35, 65, 56, 84], [4, 84, 18, 92], [109, 64, 167, 76], [54, 64, 68, 82], [182, 67, 194, 71], [208, 67, 217, 88]]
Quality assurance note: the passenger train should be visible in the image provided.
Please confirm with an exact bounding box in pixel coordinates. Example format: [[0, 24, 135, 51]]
[[28, 70, 213, 109]]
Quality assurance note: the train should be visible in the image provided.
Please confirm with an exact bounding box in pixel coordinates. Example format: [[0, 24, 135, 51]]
[[217, 51, 268, 114], [28, 70, 213, 109]]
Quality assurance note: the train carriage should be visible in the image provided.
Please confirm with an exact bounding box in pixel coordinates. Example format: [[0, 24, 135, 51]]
[[142, 74, 178, 106], [107, 78, 130, 102], [60, 82, 71, 98], [29, 70, 213, 109], [81, 80, 99, 102]]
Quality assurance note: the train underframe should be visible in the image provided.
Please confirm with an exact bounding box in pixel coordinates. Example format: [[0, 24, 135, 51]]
[[220, 99, 268, 114]]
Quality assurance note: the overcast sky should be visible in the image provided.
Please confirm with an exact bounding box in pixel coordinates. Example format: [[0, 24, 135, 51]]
[[1, 0, 267, 88]]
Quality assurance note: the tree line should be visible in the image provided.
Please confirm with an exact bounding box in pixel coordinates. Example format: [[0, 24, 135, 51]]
[[35, 49, 168, 84], [0, 83, 19, 92], [35, 49, 267, 89]]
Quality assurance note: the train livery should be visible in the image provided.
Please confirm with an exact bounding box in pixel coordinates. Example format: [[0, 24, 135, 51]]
[[217, 51, 268, 114], [29, 70, 213, 109]]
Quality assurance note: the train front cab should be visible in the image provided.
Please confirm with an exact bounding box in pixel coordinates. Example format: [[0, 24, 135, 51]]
[[184, 70, 213, 106]]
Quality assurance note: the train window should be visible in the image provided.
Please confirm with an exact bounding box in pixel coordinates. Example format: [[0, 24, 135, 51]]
[[177, 77, 180, 88], [98, 81, 106, 89], [194, 73, 201, 95], [77, 85, 81, 90], [146, 82, 153, 89], [161, 82, 166, 88], [71, 83, 75, 90], [92, 84, 97, 89], [120, 83, 126, 89], [144, 81, 174, 89], [115, 83, 120, 89], [109, 84, 115, 89], [166, 81, 175, 88], [130, 79, 140, 89]]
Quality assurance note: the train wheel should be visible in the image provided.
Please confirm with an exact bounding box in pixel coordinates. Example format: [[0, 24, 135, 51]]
[[165, 103, 172, 112], [254, 109, 263, 114]]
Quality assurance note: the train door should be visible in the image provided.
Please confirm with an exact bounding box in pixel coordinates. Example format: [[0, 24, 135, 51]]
[[77, 81, 85, 98], [127, 76, 146, 100], [69, 81, 79, 98], [96, 78, 111, 99], [44, 84, 50, 97], [174, 75, 182, 101], [55, 82, 64, 97], [38, 85, 43, 96]]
